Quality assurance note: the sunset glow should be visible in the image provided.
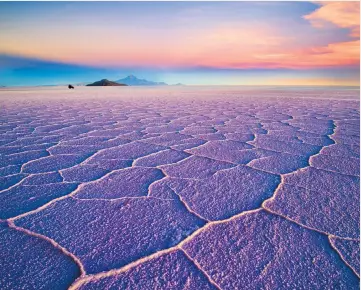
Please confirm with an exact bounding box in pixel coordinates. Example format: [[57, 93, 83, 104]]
[[0, 1, 359, 86]]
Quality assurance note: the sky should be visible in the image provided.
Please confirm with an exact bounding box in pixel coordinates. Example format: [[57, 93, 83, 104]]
[[0, 1, 359, 86]]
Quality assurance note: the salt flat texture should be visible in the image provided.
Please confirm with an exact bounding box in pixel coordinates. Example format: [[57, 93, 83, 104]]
[[0, 86, 359, 289]]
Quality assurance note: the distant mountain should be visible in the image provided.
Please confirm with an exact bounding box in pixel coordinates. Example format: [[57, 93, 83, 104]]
[[86, 79, 127, 86], [115, 75, 167, 86]]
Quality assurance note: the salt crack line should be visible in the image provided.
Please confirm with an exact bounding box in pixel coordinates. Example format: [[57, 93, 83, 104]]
[[131, 148, 170, 167], [328, 235, 360, 278], [71, 195, 175, 202], [8, 183, 82, 221], [306, 119, 336, 166], [294, 165, 359, 178], [181, 248, 222, 290], [146, 173, 168, 197], [68, 208, 263, 289], [262, 205, 359, 241], [261, 167, 359, 241], [0, 176, 28, 194], [167, 185, 210, 223], [260, 119, 360, 241], [8, 165, 173, 220], [8, 220, 86, 278], [19, 153, 52, 173], [182, 152, 239, 166]]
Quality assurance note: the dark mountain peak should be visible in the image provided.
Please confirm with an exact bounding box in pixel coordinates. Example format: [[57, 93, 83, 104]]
[[86, 79, 127, 86]]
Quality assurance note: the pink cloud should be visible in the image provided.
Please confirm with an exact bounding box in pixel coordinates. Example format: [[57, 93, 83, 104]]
[[304, 2, 360, 37]]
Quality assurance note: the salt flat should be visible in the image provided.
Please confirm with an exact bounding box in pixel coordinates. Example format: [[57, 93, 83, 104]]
[[0, 86, 359, 289]]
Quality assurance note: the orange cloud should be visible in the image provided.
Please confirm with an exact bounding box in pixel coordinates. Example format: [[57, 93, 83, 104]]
[[276, 39, 360, 68], [195, 39, 360, 69], [304, 2, 360, 37], [195, 4, 360, 69]]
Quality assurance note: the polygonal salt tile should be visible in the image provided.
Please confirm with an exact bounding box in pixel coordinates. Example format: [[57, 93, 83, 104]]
[[0, 183, 78, 219], [329, 237, 360, 275], [0, 173, 26, 190], [95, 141, 167, 160], [160, 155, 234, 179], [75, 167, 164, 199], [16, 198, 205, 274], [249, 153, 309, 174], [251, 136, 322, 157], [22, 154, 86, 173], [22, 172, 63, 185], [183, 210, 359, 289], [283, 167, 359, 194], [0, 222, 80, 289], [264, 183, 359, 239], [134, 149, 190, 167], [310, 154, 359, 176], [321, 143, 360, 158], [78, 250, 217, 290], [61, 165, 109, 182], [168, 166, 280, 220]]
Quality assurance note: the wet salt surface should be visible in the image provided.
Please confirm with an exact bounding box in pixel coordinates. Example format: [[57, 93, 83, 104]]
[[0, 86, 359, 289]]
